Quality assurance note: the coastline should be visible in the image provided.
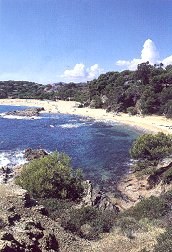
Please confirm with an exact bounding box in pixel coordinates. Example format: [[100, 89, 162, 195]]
[[0, 98, 172, 134]]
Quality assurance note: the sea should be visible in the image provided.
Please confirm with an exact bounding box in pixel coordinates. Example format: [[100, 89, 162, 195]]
[[0, 105, 141, 192]]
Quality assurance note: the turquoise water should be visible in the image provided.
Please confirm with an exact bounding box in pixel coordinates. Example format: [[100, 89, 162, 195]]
[[0, 105, 141, 191]]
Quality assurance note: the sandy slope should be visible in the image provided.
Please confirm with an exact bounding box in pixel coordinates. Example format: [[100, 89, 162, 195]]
[[0, 99, 172, 134]]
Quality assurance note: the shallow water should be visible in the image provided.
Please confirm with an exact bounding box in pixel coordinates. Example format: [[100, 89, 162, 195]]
[[0, 105, 141, 191]]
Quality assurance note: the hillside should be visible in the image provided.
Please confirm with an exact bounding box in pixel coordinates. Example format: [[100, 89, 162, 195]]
[[1, 62, 172, 118]]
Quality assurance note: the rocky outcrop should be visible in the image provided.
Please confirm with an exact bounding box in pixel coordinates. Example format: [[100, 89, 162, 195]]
[[148, 156, 172, 187], [79, 180, 119, 213], [0, 182, 92, 252], [5, 107, 44, 117], [0, 166, 13, 184], [24, 148, 48, 161], [117, 156, 172, 210]]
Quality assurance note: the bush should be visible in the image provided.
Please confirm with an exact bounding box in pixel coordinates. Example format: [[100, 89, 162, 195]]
[[38, 198, 73, 220], [153, 227, 172, 252], [127, 106, 137, 115], [16, 152, 84, 201], [116, 217, 144, 238], [130, 132, 172, 161], [122, 196, 170, 221], [61, 206, 116, 240], [164, 100, 172, 118]]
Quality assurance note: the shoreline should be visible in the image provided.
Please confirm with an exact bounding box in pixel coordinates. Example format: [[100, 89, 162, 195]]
[[0, 98, 172, 134]]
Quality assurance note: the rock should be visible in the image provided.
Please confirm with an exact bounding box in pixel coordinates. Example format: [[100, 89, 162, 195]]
[[5, 107, 44, 117], [92, 189, 120, 213], [147, 156, 172, 187], [31, 205, 48, 216], [24, 148, 48, 161], [81, 180, 92, 207], [0, 183, 92, 252], [0, 232, 14, 241], [80, 180, 119, 213], [41, 232, 59, 251], [8, 213, 20, 225], [0, 167, 14, 184], [80, 224, 93, 238], [101, 95, 108, 104]]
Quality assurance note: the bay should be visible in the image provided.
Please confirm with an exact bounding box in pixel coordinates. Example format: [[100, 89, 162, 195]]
[[0, 105, 141, 191]]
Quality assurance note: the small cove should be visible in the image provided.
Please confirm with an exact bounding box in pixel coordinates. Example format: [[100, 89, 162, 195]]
[[0, 105, 141, 192]]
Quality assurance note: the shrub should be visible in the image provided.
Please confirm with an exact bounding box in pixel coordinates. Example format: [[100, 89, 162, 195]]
[[38, 198, 73, 220], [116, 217, 144, 238], [130, 132, 172, 161], [153, 227, 172, 252], [61, 206, 116, 240], [16, 152, 84, 201], [127, 106, 137, 115], [164, 100, 172, 118], [122, 196, 170, 221]]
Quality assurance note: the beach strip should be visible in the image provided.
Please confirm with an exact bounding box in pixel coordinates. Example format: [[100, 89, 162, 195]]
[[0, 99, 171, 134]]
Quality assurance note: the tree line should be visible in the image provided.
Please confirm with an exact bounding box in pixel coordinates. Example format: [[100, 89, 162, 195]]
[[0, 62, 172, 117]]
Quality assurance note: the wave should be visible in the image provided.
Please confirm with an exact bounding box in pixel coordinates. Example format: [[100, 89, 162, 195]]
[[0, 113, 42, 120], [0, 150, 27, 168], [59, 122, 87, 128]]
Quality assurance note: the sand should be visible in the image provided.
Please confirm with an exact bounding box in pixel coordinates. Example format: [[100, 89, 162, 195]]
[[0, 98, 172, 134]]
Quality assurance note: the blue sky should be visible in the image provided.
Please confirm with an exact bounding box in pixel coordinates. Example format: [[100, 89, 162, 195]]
[[0, 0, 172, 83]]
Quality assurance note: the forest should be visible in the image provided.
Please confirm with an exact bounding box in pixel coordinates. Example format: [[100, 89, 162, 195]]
[[0, 62, 172, 117]]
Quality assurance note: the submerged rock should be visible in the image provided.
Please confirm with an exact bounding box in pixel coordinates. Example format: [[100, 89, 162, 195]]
[[5, 107, 44, 117]]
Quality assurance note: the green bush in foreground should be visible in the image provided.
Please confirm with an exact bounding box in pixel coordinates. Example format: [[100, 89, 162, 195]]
[[130, 132, 172, 161], [16, 152, 83, 201]]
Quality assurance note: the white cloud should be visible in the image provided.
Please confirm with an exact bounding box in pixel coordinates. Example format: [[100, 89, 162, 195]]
[[141, 39, 159, 63], [116, 60, 130, 67], [162, 55, 172, 66], [116, 39, 172, 70], [62, 63, 103, 82]]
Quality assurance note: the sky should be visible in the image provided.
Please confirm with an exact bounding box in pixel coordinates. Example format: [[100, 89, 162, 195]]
[[0, 0, 172, 84]]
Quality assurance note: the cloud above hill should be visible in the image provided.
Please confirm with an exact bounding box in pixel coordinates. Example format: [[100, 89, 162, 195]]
[[116, 39, 172, 70], [62, 63, 103, 82]]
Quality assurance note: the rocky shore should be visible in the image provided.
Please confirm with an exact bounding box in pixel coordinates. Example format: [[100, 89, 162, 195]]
[[117, 156, 172, 210], [0, 182, 92, 252], [1, 149, 172, 251]]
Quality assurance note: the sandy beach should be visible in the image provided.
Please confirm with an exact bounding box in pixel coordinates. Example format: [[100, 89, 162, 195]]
[[0, 98, 172, 134]]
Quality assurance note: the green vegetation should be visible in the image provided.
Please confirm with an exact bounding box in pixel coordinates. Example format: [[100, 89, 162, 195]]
[[116, 216, 144, 239], [88, 62, 172, 117], [130, 132, 172, 161], [122, 195, 171, 222], [153, 227, 172, 252], [16, 152, 83, 201], [61, 206, 116, 240], [1, 62, 172, 118]]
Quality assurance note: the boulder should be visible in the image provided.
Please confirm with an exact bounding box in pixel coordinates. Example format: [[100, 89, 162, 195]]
[[24, 148, 48, 161]]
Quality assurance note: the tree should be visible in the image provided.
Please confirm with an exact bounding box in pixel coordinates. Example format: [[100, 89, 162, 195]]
[[130, 132, 172, 160], [16, 152, 83, 200], [136, 61, 153, 85]]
